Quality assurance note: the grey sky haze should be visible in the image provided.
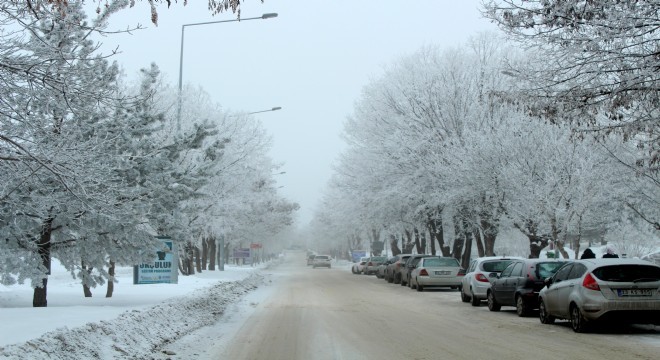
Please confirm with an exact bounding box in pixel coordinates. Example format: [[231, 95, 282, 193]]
[[101, 0, 498, 226]]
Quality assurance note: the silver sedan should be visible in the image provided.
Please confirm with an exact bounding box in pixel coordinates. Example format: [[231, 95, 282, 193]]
[[538, 258, 660, 332], [409, 257, 465, 292]]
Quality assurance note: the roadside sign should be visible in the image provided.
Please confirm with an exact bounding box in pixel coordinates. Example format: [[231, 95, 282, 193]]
[[133, 238, 178, 284]]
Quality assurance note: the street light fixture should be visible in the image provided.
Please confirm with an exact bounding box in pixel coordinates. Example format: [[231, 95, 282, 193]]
[[247, 106, 282, 115], [177, 13, 279, 130]]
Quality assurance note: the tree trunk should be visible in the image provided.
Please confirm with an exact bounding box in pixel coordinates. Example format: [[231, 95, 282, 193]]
[[426, 220, 437, 255], [420, 231, 427, 254], [105, 261, 115, 298], [194, 244, 202, 273], [573, 216, 583, 259], [428, 208, 449, 256], [474, 228, 485, 258], [82, 261, 93, 298], [461, 229, 473, 269], [402, 230, 415, 254], [389, 234, 401, 255], [224, 242, 230, 266], [33, 216, 54, 307], [480, 213, 498, 256], [517, 219, 550, 259], [451, 214, 466, 261], [550, 215, 570, 259], [201, 237, 209, 271], [178, 242, 195, 275], [208, 237, 216, 271], [413, 228, 423, 254]]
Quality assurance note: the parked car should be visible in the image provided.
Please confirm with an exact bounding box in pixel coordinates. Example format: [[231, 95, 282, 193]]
[[538, 258, 660, 332], [387, 254, 413, 284], [409, 256, 465, 292], [312, 255, 332, 268], [363, 256, 387, 275], [377, 257, 396, 279], [400, 254, 432, 286], [487, 259, 568, 316], [460, 256, 524, 306], [306, 254, 316, 266], [351, 257, 368, 274]]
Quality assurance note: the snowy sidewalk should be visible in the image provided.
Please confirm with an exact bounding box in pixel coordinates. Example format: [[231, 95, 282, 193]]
[[0, 261, 269, 359]]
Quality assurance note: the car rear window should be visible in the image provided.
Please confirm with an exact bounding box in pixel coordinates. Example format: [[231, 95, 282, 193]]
[[424, 257, 460, 267], [535, 262, 565, 280], [315, 256, 329, 260], [371, 257, 387, 262], [592, 264, 660, 282], [481, 260, 514, 272]]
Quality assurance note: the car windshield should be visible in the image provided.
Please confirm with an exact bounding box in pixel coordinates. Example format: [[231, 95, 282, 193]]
[[592, 264, 660, 282], [423, 258, 459, 267], [481, 260, 514, 272], [535, 262, 566, 279]]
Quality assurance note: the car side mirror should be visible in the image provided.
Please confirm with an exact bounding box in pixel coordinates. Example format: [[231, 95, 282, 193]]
[[544, 277, 553, 286]]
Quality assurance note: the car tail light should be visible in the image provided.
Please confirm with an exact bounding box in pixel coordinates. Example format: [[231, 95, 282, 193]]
[[458, 268, 466, 276], [475, 273, 490, 282], [396, 263, 401, 268], [582, 273, 600, 291], [419, 269, 429, 276], [367, 262, 373, 266]]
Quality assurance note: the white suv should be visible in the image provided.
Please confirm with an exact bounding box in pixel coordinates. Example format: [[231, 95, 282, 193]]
[[461, 256, 524, 306], [312, 255, 332, 268]]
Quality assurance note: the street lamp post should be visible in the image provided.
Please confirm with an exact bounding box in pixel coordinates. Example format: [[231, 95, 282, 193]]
[[177, 13, 278, 130]]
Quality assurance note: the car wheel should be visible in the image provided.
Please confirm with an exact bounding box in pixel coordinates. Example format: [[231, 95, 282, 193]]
[[461, 290, 470, 303], [387, 275, 394, 283], [539, 299, 555, 324], [394, 274, 401, 284], [328, 265, 331, 269], [570, 304, 590, 333], [516, 295, 530, 317], [470, 290, 480, 307], [487, 291, 501, 311], [416, 282, 424, 292]]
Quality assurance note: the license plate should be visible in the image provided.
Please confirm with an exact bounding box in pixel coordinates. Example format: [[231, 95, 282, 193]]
[[435, 271, 451, 275], [617, 289, 653, 297]]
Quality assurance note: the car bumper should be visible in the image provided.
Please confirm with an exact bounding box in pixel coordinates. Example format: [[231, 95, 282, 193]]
[[581, 299, 660, 323], [417, 277, 462, 287], [470, 282, 491, 299]]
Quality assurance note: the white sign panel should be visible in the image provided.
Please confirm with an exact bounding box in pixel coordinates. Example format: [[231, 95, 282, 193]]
[[133, 238, 178, 284]]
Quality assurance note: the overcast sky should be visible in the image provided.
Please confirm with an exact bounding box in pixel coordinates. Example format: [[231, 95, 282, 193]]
[[100, 0, 498, 226]]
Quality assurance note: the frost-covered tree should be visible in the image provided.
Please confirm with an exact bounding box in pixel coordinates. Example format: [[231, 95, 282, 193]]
[[321, 35, 514, 262], [43, 0, 263, 25], [0, 1, 142, 306], [483, 0, 659, 229]]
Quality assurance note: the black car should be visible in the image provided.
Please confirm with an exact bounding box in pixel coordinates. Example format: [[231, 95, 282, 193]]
[[385, 254, 412, 283], [487, 259, 568, 316]]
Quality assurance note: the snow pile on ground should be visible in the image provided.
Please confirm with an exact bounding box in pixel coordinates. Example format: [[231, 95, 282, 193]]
[[0, 272, 267, 360]]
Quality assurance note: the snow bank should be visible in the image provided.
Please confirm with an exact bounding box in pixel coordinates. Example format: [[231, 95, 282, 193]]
[[0, 272, 266, 359]]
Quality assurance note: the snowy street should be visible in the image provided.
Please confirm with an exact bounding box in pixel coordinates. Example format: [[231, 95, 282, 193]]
[[158, 253, 659, 360], [1, 252, 658, 359]]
